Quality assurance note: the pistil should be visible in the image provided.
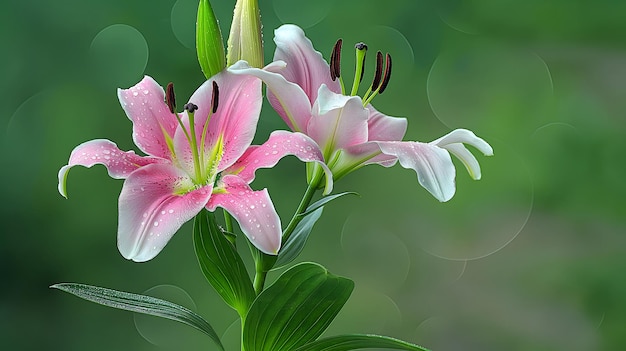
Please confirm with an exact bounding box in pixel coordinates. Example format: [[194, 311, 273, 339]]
[[350, 42, 367, 96], [184, 103, 203, 183]]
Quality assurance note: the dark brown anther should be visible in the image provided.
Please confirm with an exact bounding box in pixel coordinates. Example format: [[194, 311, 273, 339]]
[[184, 103, 199, 113], [330, 38, 343, 80], [165, 82, 176, 113], [211, 81, 219, 114], [330, 43, 337, 81], [378, 53, 392, 94], [371, 51, 383, 90]]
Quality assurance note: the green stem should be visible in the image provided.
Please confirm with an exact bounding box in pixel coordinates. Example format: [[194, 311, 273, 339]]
[[223, 210, 236, 247], [253, 259, 266, 295], [283, 166, 324, 243], [250, 166, 326, 293]]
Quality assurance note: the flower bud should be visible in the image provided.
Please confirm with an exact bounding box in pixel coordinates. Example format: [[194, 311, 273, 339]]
[[227, 0, 264, 68], [196, 0, 226, 79]]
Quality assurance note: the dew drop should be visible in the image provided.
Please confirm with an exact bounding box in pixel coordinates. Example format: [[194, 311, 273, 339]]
[[153, 221, 159, 227]]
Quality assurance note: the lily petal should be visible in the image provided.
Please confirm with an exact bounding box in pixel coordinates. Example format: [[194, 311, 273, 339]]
[[441, 143, 483, 180], [208, 175, 281, 255], [366, 105, 407, 142], [272, 24, 342, 103], [177, 66, 263, 172], [58, 139, 164, 198], [430, 129, 493, 180], [229, 61, 312, 132], [431, 129, 494, 156], [376, 141, 456, 202], [308, 85, 369, 157], [118, 76, 179, 159], [117, 164, 213, 262], [222, 130, 334, 194], [335, 141, 398, 173]]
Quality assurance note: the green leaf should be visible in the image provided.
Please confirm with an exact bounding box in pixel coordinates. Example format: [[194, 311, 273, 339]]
[[243, 262, 354, 351], [50, 283, 224, 351], [273, 207, 323, 269], [196, 0, 226, 79], [193, 210, 255, 317], [302, 192, 358, 217], [292, 334, 431, 351]]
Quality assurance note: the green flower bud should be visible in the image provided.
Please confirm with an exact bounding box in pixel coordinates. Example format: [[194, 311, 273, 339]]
[[196, 0, 226, 79], [227, 0, 264, 68]]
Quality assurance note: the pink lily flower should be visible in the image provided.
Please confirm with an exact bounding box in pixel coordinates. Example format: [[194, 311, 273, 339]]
[[230, 24, 493, 202], [58, 61, 332, 262]]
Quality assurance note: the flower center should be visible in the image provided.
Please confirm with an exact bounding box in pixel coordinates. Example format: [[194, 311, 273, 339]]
[[165, 81, 221, 186], [329, 39, 393, 106]]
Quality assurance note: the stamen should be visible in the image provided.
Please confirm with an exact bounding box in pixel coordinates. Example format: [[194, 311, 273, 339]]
[[184, 103, 199, 113], [330, 43, 337, 81], [378, 53, 392, 94], [330, 38, 343, 81], [166, 82, 176, 113], [371, 51, 383, 91], [211, 81, 219, 113]]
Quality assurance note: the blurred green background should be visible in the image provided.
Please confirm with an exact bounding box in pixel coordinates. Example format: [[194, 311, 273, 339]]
[[2, 0, 625, 350]]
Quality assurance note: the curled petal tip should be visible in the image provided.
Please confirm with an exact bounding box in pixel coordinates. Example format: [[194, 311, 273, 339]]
[[58, 165, 70, 198]]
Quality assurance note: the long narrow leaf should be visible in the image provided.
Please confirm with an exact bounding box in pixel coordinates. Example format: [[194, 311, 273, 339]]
[[273, 207, 323, 269], [51, 283, 224, 351], [302, 192, 358, 217], [193, 210, 255, 317], [292, 334, 431, 351], [243, 262, 354, 351]]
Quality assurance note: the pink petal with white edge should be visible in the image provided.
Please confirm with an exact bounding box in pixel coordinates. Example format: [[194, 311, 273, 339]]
[[272, 24, 342, 104], [229, 61, 312, 132], [309, 85, 369, 156], [341, 141, 398, 168], [118, 76, 179, 159], [377, 141, 456, 202], [208, 175, 281, 255], [58, 139, 165, 198], [176, 65, 262, 173], [222, 130, 333, 194], [117, 164, 213, 262], [366, 105, 407, 142]]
